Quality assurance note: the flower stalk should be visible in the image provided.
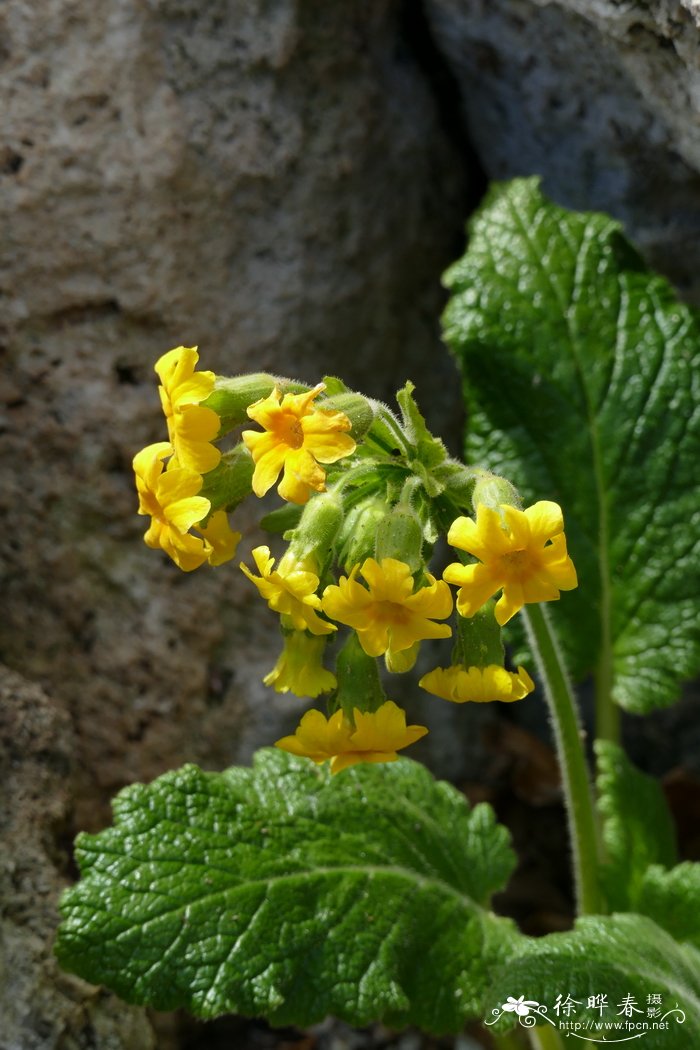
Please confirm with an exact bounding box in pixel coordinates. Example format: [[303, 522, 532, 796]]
[[523, 603, 602, 916]]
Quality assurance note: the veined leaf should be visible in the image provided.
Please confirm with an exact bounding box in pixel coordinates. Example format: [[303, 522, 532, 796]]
[[637, 863, 700, 949], [596, 740, 677, 911], [443, 178, 700, 712], [56, 751, 518, 1033], [487, 914, 700, 1050]]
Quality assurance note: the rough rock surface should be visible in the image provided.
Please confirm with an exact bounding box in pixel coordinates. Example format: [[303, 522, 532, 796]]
[[425, 0, 700, 301], [5, 2, 700, 1047], [0, 664, 156, 1050], [0, 0, 470, 831]]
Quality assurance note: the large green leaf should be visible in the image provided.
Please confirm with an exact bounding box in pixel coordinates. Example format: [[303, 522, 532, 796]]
[[637, 863, 700, 950], [596, 740, 677, 911], [56, 751, 518, 1033], [487, 914, 700, 1050], [443, 178, 700, 712]]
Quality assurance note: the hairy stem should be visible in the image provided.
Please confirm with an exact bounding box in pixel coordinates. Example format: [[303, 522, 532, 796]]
[[594, 653, 619, 744], [523, 604, 602, 915]]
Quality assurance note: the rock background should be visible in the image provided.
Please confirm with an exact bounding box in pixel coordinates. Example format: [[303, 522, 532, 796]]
[[2, 1, 700, 1047]]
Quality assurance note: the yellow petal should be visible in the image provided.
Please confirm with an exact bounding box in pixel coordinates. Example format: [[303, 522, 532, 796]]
[[452, 563, 501, 617], [249, 442, 289, 497], [246, 387, 283, 430], [501, 505, 531, 548], [156, 465, 204, 506], [197, 511, 240, 566], [419, 664, 535, 703], [154, 346, 199, 392], [405, 575, 454, 619], [524, 500, 565, 544], [448, 505, 511, 559], [495, 581, 525, 625], [361, 558, 414, 601], [278, 449, 326, 504], [166, 495, 212, 533]]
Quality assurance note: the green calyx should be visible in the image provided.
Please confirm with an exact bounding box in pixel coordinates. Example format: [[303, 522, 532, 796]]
[[331, 632, 387, 719], [204, 373, 308, 434], [321, 391, 376, 442], [335, 496, 390, 572], [470, 471, 521, 515], [286, 491, 344, 571], [374, 503, 425, 574], [200, 444, 254, 513], [453, 601, 505, 670]]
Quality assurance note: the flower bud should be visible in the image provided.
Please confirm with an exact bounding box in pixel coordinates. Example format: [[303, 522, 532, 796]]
[[287, 491, 344, 570], [471, 471, 522, 514], [264, 630, 336, 698]]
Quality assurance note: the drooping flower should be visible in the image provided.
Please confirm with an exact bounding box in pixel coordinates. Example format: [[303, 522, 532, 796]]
[[264, 632, 337, 697], [275, 700, 428, 774], [196, 509, 241, 566], [419, 663, 535, 703], [444, 501, 577, 626], [240, 545, 336, 635], [154, 346, 221, 474], [242, 384, 356, 504], [322, 557, 452, 662], [133, 444, 238, 571], [133, 443, 213, 571]]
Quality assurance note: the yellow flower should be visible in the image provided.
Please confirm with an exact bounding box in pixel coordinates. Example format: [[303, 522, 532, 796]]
[[322, 557, 452, 660], [240, 545, 336, 635], [444, 501, 578, 626], [196, 510, 241, 567], [133, 443, 212, 571], [419, 664, 535, 703], [155, 346, 222, 474], [264, 632, 337, 697], [241, 384, 356, 504], [275, 700, 428, 774], [133, 444, 238, 571]]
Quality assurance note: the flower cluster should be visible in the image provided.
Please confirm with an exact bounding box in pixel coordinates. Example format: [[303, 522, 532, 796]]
[[133, 348, 240, 571], [135, 350, 579, 773]]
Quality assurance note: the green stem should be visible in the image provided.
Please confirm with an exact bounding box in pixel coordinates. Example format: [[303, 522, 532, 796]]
[[594, 654, 619, 744], [523, 604, 602, 915]]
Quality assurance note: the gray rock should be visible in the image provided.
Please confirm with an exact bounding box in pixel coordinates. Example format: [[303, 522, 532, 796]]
[[425, 0, 700, 301], [0, 664, 156, 1050], [0, 0, 469, 832]]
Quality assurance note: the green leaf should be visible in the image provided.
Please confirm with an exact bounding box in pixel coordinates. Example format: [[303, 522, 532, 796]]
[[443, 177, 700, 712], [596, 740, 677, 911], [637, 863, 700, 950], [259, 502, 303, 535], [396, 381, 447, 482], [56, 752, 518, 1033], [487, 914, 700, 1049]]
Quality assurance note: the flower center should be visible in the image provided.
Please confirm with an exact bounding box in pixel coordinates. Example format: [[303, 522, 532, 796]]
[[375, 601, 412, 626], [500, 548, 531, 579], [276, 411, 304, 450]]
